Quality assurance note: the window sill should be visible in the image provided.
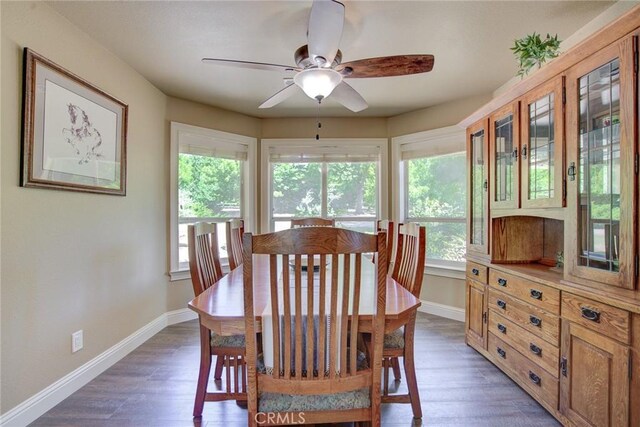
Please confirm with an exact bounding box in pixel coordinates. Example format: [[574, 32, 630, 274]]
[[169, 270, 190, 282], [424, 263, 466, 280], [170, 262, 231, 282]]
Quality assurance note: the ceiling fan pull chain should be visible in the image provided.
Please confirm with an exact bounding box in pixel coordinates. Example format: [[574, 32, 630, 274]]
[[316, 99, 322, 140]]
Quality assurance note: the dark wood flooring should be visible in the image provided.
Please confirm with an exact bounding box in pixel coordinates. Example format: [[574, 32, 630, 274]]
[[31, 313, 560, 426]]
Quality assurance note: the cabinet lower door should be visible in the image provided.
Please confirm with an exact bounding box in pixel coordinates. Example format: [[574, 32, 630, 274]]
[[560, 321, 629, 427], [465, 279, 487, 350]]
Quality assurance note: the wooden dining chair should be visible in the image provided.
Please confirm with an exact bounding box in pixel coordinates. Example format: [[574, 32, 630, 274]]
[[188, 222, 246, 417], [382, 222, 426, 419], [226, 219, 244, 271], [242, 227, 388, 426], [376, 220, 396, 272], [290, 217, 335, 228]]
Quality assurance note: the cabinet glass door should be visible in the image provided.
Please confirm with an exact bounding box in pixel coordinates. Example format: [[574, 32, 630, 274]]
[[521, 78, 565, 209], [578, 59, 621, 273], [490, 103, 519, 209], [468, 120, 489, 254], [566, 38, 635, 289]]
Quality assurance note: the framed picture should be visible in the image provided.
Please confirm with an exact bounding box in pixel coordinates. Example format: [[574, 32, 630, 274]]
[[21, 48, 128, 195]]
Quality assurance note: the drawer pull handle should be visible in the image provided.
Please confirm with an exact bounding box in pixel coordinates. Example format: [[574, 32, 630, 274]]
[[580, 306, 601, 323], [529, 343, 542, 356], [530, 289, 542, 300], [471, 268, 479, 276], [528, 371, 541, 386], [529, 315, 542, 327], [497, 323, 507, 334], [496, 347, 506, 359], [497, 278, 507, 287], [496, 300, 507, 309], [561, 356, 568, 377]]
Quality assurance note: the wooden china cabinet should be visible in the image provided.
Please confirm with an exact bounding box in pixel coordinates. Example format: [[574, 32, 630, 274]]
[[462, 7, 640, 427]]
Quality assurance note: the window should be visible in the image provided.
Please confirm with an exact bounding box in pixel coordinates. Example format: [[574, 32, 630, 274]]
[[170, 122, 256, 280], [393, 126, 466, 272], [262, 139, 388, 233]]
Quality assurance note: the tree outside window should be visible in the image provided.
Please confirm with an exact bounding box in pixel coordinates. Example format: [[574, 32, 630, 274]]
[[405, 152, 466, 264]]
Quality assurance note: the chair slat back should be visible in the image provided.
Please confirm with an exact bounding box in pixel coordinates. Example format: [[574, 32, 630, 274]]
[[226, 219, 244, 271], [243, 227, 387, 409], [376, 220, 396, 271], [391, 223, 426, 298], [290, 217, 335, 228], [188, 222, 224, 297]]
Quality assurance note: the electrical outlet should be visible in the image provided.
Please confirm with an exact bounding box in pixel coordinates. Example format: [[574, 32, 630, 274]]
[[72, 330, 83, 353]]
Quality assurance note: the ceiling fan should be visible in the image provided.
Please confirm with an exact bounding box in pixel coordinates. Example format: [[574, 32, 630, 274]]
[[202, 0, 434, 112]]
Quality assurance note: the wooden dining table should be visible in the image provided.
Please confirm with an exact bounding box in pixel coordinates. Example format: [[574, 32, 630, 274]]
[[188, 254, 422, 337]]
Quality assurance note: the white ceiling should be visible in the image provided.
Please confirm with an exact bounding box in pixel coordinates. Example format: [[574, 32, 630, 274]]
[[49, 1, 614, 118]]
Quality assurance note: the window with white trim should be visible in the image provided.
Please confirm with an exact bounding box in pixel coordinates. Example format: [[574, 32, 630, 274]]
[[170, 122, 256, 280], [262, 139, 388, 233], [394, 126, 466, 270]]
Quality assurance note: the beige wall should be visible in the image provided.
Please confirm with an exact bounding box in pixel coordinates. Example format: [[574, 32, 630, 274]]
[[261, 117, 387, 139], [1, 2, 169, 412], [387, 93, 492, 137], [423, 276, 466, 309]]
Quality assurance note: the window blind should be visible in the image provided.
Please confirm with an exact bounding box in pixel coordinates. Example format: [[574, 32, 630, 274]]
[[269, 145, 379, 163], [179, 132, 248, 161]]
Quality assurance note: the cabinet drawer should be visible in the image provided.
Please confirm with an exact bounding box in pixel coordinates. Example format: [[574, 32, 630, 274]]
[[466, 261, 488, 284], [489, 333, 559, 410], [489, 270, 560, 314], [489, 289, 559, 345], [561, 293, 630, 345], [489, 311, 559, 377]]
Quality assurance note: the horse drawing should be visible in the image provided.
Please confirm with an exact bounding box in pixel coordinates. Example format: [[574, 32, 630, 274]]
[[61, 103, 103, 164]]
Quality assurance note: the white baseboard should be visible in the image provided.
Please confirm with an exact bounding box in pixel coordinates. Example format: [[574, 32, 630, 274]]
[[418, 299, 465, 323], [0, 308, 196, 427], [166, 307, 198, 325]]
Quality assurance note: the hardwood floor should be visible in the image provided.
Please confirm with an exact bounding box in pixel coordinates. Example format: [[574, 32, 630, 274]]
[[31, 313, 560, 426]]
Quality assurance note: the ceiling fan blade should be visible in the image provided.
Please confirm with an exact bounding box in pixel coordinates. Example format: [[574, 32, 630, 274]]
[[307, 0, 344, 67], [336, 55, 435, 78], [259, 83, 299, 109], [329, 82, 368, 112], [202, 58, 299, 73]]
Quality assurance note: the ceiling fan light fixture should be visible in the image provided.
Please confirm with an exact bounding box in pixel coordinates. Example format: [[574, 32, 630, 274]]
[[294, 68, 343, 101]]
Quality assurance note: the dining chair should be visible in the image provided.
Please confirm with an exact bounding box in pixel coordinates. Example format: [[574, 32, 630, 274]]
[[226, 219, 244, 271], [376, 220, 396, 272], [188, 222, 246, 417], [290, 217, 335, 228], [242, 227, 388, 426], [382, 222, 426, 419]]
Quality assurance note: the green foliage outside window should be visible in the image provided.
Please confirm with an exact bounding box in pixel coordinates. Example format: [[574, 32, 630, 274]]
[[272, 163, 322, 217], [178, 153, 241, 218], [328, 162, 377, 217], [271, 162, 377, 218], [407, 153, 466, 262]]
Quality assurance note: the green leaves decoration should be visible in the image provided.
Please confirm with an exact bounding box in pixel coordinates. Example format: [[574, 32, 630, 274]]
[[511, 33, 561, 78]]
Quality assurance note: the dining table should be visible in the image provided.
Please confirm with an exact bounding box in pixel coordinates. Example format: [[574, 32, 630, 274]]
[[188, 254, 422, 338]]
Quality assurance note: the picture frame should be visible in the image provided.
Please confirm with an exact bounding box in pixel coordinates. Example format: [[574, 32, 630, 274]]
[[21, 48, 128, 195]]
